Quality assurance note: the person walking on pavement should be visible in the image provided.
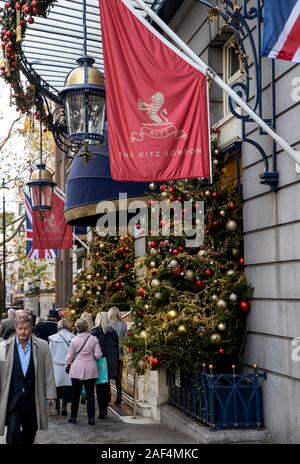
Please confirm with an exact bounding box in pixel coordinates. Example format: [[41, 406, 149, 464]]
[[35, 309, 58, 341], [48, 318, 75, 416], [0, 313, 56, 444], [65, 319, 101, 425], [108, 306, 128, 405], [91, 312, 119, 418], [0, 308, 15, 337]]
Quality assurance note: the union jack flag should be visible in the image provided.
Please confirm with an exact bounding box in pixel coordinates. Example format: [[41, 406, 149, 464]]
[[262, 0, 300, 62], [24, 192, 57, 259]]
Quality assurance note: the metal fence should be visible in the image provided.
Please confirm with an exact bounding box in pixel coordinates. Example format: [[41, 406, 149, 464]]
[[167, 366, 267, 429]]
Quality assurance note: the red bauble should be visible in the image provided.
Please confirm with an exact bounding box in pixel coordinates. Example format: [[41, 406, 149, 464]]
[[218, 348, 225, 355], [211, 191, 219, 199], [22, 5, 30, 14], [149, 241, 157, 248], [178, 245, 185, 253], [238, 257, 245, 266], [136, 309, 143, 317], [212, 127, 220, 134], [114, 282, 121, 289], [128, 346, 137, 353], [173, 249, 179, 256], [124, 263, 131, 271], [239, 300, 251, 312], [195, 279, 203, 288], [128, 331, 133, 337], [32, 0, 38, 6], [228, 202, 236, 209], [137, 287, 146, 297], [147, 355, 159, 370], [160, 184, 167, 192], [117, 246, 125, 254], [205, 268, 214, 277], [168, 187, 174, 193]]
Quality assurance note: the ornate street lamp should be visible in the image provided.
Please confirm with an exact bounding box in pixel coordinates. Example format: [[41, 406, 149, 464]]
[[59, 0, 106, 162], [27, 122, 56, 215]]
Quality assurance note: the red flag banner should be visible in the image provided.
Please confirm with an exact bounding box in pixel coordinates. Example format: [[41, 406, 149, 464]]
[[100, 0, 211, 182], [32, 191, 73, 250]]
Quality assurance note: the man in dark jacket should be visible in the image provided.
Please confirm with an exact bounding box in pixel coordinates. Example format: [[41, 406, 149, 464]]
[[35, 309, 58, 342]]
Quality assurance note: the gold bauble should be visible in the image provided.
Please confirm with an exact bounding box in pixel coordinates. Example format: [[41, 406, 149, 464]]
[[167, 309, 178, 320], [210, 333, 222, 343], [151, 279, 161, 288], [150, 261, 156, 268], [185, 270, 194, 280], [136, 360, 146, 373], [198, 250, 206, 257], [227, 269, 235, 276], [82, 286, 86, 291], [75, 298, 80, 303], [96, 291, 100, 296], [99, 242, 105, 249], [177, 324, 187, 335], [150, 248, 158, 256], [139, 330, 147, 339], [226, 220, 238, 232], [144, 304, 149, 310], [87, 275, 92, 280], [212, 294, 218, 302], [218, 322, 226, 331], [71, 309, 76, 315], [87, 290, 92, 296], [96, 273, 100, 277], [231, 248, 239, 256], [204, 190, 211, 197], [219, 210, 226, 217], [217, 299, 227, 309]]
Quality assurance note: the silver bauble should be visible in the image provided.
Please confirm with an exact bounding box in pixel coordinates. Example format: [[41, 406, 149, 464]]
[[161, 191, 168, 198], [231, 248, 239, 256], [229, 293, 238, 302], [154, 292, 162, 300], [205, 190, 211, 197], [150, 261, 156, 268], [213, 159, 219, 165], [226, 220, 238, 232], [219, 210, 226, 217], [96, 291, 100, 296], [149, 182, 156, 191], [103, 276, 108, 281], [212, 294, 219, 302], [169, 259, 178, 269]]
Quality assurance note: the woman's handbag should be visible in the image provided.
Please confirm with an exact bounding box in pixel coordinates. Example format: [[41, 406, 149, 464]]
[[96, 357, 108, 385], [65, 335, 90, 374]]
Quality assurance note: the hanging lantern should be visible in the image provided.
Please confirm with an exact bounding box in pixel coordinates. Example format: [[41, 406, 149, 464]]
[[27, 121, 56, 212], [59, 56, 106, 154], [27, 164, 56, 211]]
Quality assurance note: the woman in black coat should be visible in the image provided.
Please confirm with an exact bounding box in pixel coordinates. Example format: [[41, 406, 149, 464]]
[[90, 312, 119, 418]]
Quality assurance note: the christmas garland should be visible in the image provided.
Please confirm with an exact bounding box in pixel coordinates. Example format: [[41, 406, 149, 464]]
[[0, 0, 57, 124]]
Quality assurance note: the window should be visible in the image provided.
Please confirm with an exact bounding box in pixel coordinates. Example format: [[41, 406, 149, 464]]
[[223, 38, 242, 116]]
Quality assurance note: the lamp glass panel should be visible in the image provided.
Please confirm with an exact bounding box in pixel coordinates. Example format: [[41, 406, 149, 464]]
[[40, 186, 53, 208], [88, 94, 106, 137], [65, 93, 85, 135]]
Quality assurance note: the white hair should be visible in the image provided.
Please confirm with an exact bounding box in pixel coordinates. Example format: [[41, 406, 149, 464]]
[[7, 308, 15, 318], [108, 306, 121, 324], [95, 311, 113, 334]]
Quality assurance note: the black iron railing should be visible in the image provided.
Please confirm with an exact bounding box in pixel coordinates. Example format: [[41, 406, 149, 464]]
[[167, 366, 266, 429]]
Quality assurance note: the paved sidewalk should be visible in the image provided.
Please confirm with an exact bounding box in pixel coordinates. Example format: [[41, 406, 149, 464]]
[[0, 403, 197, 445]]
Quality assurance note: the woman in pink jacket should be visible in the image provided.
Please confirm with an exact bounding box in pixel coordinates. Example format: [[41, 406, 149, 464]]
[[65, 319, 102, 425]]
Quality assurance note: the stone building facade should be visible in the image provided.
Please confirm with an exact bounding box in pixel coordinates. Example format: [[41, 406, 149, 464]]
[[159, 0, 300, 443]]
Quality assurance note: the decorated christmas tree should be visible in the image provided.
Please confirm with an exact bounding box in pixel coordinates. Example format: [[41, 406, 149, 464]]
[[126, 131, 253, 373], [66, 233, 135, 321]]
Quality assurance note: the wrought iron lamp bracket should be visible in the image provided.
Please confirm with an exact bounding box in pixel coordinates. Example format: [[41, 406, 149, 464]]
[[197, 0, 279, 191]]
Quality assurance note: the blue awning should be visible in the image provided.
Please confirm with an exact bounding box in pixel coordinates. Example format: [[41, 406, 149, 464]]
[[65, 135, 152, 226]]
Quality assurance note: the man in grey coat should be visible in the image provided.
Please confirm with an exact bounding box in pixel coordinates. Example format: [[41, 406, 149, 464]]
[[0, 313, 56, 444]]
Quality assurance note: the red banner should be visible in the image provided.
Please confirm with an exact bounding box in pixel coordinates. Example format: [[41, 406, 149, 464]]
[[100, 0, 211, 182], [32, 191, 73, 250]]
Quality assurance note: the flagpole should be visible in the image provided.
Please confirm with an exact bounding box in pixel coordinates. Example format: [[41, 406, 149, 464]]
[[133, 0, 300, 165], [54, 186, 89, 251]]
